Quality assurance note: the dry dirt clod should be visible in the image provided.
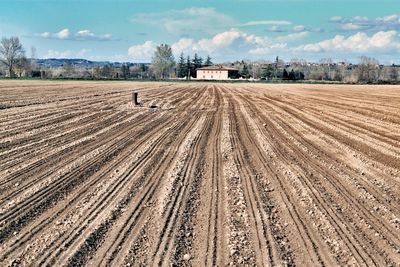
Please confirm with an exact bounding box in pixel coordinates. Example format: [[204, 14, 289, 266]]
[[183, 254, 191, 261]]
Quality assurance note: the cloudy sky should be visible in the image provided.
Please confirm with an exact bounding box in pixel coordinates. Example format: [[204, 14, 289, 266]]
[[1, 0, 400, 63]]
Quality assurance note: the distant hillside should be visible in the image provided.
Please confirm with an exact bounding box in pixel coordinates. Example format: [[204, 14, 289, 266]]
[[35, 58, 148, 68]]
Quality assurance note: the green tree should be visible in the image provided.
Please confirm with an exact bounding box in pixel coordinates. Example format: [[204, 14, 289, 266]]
[[204, 55, 212, 66], [151, 44, 175, 79], [274, 56, 285, 78], [140, 63, 147, 72], [177, 52, 187, 78], [121, 64, 130, 79], [288, 69, 296, 80], [282, 69, 289, 80], [262, 64, 275, 80], [186, 56, 192, 80], [241, 64, 250, 78], [192, 53, 203, 78]]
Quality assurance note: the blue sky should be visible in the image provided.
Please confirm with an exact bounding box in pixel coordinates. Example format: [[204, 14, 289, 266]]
[[1, 0, 399, 63]]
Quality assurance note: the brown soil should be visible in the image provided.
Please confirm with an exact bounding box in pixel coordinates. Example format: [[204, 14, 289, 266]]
[[0, 80, 399, 266]]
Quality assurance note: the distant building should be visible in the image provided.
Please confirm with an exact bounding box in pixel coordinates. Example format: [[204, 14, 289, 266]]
[[196, 65, 239, 80]]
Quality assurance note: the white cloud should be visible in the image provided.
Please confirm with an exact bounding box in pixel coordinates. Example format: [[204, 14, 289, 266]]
[[296, 31, 400, 53], [129, 30, 251, 61], [170, 29, 308, 57], [275, 32, 309, 43], [379, 14, 399, 23], [266, 26, 286, 32], [76, 30, 94, 38], [331, 14, 400, 31], [44, 48, 92, 59], [131, 7, 315, 37], [128, 41, 156, 61], [75, 30, 112, 40], [340, 23, 363, 31], [131, 7, 234, 35], [292, 25, 323, 33], [293, 25, 306, 32], [171, 29, 247, 54], [312, 28, 324, 33], [45, 49, 72, 58], [248, 47, 271, 55], [353, 16, 369, 23], [76, 48, 91, 57], [330, 16, 344, 23], [171, 38, 195, 53], [55, 28, 70, 39], [249, 43, 287, 55], [40, 32, 51, 38], [199, 31, 240, 53], [36, 28, 69, 40], [39, 28, 113, 41], [127, 29, 400, 62], [202, 30, 244, 48], [242, 20, 291, 26]]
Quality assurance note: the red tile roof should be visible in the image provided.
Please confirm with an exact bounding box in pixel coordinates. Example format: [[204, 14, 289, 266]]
[[197, 65, 238, 71]]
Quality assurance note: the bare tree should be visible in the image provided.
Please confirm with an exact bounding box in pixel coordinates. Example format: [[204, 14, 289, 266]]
[[31, 46, 37, 71], [357, 56, 379, 83], [390, 66, 398, 82], [14, 56, 29, 77], [62, 63, 75, 78], [0, 37, 25, 77], [333, 65, 345, 81], [101, 65, 113, 78], [319, 58, 333, 80]]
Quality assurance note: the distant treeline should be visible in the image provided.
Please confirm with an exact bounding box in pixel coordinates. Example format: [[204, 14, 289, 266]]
[[1, 37, 399, 84]]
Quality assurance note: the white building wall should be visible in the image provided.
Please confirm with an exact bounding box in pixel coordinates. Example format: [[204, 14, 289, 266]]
[[197, 70, 229, 80]]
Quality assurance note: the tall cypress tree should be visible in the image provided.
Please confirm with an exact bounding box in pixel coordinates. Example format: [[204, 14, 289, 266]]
[[241, 64, 250, 78], [262, 64, 274, 80], [198, 56, 203, 68], [289, 69, 296, 80], [186, 56, 192, 80], [177, 52, 186, 78], [192, 53, 203, 69], [282, 69, 289, 80], [121, 64, 130, 79], [192, 53, 204, 78], [204, 55, 212, 66]]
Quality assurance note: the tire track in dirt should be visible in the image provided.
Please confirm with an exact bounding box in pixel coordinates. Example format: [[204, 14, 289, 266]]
[[258, 97, 400, 265], [233, 87, 399, 265], [80, 102, 209, 266], [0, 85, 206, 264], [190, 85, 229, 267], [1, 81, 399, 266], [0, 83, 208, 266]]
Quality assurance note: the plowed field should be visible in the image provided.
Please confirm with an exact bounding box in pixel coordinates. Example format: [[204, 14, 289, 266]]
[[0, 80, 399, 266]]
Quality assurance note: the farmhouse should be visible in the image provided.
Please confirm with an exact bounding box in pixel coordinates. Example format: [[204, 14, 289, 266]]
[[197, 65, 239, 80]]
